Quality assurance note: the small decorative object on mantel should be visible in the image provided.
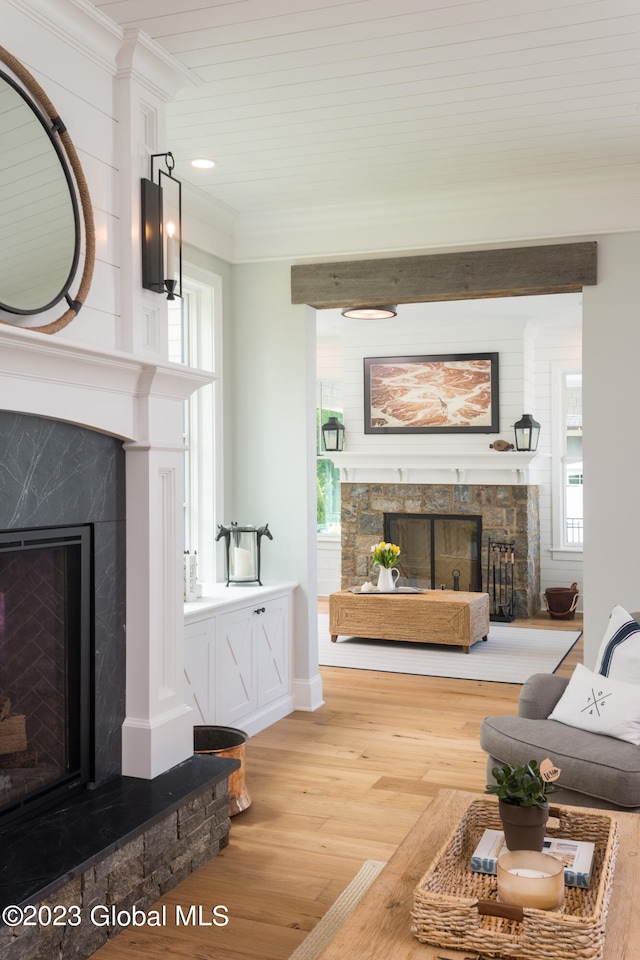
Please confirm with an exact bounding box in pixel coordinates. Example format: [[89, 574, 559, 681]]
[[489, 439, 515, 451], [370, 541, 401, 592], [216, 522, 273, 586], [486, 758, 561, 851]]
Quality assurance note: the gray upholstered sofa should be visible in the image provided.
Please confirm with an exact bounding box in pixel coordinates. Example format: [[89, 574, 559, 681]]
[[480, 672, 640, 812]]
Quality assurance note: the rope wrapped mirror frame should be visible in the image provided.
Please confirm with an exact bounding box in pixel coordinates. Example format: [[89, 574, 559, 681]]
[[0, 46, 95, 335]]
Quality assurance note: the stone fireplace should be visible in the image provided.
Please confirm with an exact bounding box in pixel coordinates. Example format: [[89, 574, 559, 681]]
[[341, 479, 540, 619]]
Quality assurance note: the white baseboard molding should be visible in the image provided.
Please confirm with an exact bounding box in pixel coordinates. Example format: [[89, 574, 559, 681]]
[[292, 674, 325, 712], [240, 695, 296, 738]]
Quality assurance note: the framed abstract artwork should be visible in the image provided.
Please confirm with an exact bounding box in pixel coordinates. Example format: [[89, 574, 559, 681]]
[[363, 352, 499, 434]]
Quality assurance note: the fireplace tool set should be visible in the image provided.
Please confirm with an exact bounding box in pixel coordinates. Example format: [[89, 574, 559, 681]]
[[486, 539, 515, 622]]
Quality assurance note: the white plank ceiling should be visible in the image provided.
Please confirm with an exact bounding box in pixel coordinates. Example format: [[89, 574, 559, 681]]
[[92, 0, 640, 228]]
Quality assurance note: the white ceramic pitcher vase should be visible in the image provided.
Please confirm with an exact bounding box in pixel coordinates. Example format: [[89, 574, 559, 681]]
[[377, 566, 399, 591]]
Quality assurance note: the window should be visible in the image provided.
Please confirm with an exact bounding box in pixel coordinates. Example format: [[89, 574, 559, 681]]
[[317, 379, 342, 536], [552, 370, 582, 551], [563, 373, 583, 546], [167, 269, 222, 588]]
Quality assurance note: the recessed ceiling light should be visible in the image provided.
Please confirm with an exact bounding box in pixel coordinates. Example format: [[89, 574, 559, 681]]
[[191, 158, 216, 169]]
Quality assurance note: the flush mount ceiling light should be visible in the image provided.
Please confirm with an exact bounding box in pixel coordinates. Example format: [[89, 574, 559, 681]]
[[191, 158, 216, 169], [341, 305, 397, 320]]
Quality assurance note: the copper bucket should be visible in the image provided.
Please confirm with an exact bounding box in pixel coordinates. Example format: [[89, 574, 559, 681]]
[[543, 582, 579, 620], [194, 726, 251, 815]]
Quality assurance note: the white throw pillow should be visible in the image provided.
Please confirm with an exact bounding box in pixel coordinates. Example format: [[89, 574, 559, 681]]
[[594, 605, 640, 683], [548, 663, 640, 746]]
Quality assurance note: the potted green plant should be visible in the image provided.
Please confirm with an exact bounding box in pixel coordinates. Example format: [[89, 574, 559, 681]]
[[486, 759, 560, 851]]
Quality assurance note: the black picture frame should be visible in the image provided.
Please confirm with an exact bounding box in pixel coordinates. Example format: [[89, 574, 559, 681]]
[[363, 352, 500, 434]]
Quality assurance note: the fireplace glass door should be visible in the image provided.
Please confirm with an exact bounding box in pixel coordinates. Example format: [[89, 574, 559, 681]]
[[385, 514, 481, 591], [0, 526, 91, 823]]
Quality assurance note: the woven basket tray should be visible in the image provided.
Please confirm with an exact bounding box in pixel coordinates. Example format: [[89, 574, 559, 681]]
[[412, 798, 618, 960]]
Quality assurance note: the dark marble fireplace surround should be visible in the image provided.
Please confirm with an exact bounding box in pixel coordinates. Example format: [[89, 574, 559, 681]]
[[0, 412, 235, 959], [0, 411, 127, 792]]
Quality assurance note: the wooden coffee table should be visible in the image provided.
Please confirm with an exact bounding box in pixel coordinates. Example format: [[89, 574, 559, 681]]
[[329, 589, 489, 654], [316, 788, 639, 960]]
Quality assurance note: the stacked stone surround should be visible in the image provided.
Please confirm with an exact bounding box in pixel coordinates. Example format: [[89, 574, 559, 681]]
[[0, 780, 231, 960], [341, 482, 540, 618]]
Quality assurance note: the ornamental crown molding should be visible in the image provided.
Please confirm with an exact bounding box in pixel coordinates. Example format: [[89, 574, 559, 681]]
[[0, 324, 212, 441]]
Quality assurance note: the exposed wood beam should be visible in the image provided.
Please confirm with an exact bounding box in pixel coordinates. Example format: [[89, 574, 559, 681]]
[[291, 242, 597, 309]]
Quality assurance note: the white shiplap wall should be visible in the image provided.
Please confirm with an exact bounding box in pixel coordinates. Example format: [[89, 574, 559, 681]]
[[1, 4, 120, 344], [341, 304, 529, 453]]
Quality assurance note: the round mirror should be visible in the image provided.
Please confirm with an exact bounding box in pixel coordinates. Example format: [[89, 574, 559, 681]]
[[0, 46, 94, 334], [0, 70, 79, 314]]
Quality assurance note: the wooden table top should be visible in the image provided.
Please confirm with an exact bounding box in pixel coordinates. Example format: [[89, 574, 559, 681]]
[[331, 589, 487, 602], [316, 788, 639, 960]]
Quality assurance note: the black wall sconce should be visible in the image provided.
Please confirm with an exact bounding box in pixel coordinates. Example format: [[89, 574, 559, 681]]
[[514, 413, 541, 451], [141, 151, 182, 300], [321, 416, 345, 452]]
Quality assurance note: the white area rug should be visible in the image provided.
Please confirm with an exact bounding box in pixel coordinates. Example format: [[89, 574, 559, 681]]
[[289, 860, 386, 960], [318, 613, 581, 684]]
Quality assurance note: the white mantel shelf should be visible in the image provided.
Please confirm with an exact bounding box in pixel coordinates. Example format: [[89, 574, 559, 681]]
[[326, 451, 548, 485]]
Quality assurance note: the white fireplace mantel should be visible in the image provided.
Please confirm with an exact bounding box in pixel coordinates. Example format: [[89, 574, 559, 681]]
[[326, 450, 548, 486], [0, 323, 215, 780]]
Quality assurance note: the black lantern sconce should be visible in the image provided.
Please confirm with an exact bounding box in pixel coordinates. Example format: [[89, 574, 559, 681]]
[[321, 416, 345, 452], [141, 151, 182, 300], [216, 522, 273, 586], [514, 413, 541, 452]]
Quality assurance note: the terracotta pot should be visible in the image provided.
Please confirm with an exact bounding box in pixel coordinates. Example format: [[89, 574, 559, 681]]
[[499, 799, 549, 851]]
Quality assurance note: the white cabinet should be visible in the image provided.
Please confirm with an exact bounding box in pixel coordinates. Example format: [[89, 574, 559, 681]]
[[217, 604, 257, 724], [217, 595, 289, 722], [184, 617, 216, 724], [184, 586, 294, 736]]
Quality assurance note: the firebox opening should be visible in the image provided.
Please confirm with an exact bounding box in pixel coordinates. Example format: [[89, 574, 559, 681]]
[[0, 525, 92, 826], [384, 513, 482, 591]]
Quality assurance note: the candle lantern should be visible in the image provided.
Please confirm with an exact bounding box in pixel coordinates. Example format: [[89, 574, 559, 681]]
[[216, 522, 273, 586], [514, 413, 541, 452], [321, 416, 345, 452]]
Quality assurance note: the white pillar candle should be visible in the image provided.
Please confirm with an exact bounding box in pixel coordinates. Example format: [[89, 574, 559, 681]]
[[165, 221, 177, 278], [497, 850, 564, 910], [233, 546, 252, 578]]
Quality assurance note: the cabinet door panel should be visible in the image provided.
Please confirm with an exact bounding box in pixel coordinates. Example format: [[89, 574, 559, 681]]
[[218, 608, 257, 722], [257, 597, 289, 707], [184, 620, 216, 724]]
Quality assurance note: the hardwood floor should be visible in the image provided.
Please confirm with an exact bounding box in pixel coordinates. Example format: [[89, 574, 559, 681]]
[[92, 612, 583, 960]]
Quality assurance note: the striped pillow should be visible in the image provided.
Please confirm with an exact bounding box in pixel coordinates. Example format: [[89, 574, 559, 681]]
[[595, 605, 640, 683]]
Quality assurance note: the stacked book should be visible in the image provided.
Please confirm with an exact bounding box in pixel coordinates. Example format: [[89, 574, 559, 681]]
[[471, 829, 595, 888]]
